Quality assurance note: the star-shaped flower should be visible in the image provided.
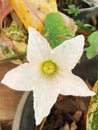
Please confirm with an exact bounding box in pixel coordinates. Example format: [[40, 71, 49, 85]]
[[1, 27, 95, 125]]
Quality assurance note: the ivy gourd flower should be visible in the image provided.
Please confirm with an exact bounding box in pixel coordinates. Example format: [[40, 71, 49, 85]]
[[1, 27, 95, 125]]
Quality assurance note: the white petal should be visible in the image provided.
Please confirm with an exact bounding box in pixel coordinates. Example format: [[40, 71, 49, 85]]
[[33, 76, 59, 125], [52, 35, 85, 70], [27, 27, 51, 62], [59, 72, 95, 96], [1, 63, 40, 91]]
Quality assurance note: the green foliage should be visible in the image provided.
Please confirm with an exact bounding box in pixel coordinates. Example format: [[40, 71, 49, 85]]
[[44, 13, 75, 48], [68, 4, 80, 17], [86, 31, 98, 59], [76, 20, 96, 33]]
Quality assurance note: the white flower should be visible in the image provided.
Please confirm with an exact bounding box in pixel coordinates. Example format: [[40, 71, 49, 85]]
[[1, 27, 95, 125]]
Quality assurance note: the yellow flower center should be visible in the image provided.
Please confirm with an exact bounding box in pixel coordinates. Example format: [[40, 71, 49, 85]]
[[41, 60, 58, 75]]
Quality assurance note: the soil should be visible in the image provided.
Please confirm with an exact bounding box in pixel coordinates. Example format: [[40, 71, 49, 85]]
[[35, 95, 90, 130]]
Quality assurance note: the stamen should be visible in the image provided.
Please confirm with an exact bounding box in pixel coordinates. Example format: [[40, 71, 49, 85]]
[[41, 60, 58, 75]]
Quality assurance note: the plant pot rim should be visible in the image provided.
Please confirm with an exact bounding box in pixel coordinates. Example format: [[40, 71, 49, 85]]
[[61, 5, 98, 23], [62, 5, 98, 12], [12, 91, 31, 130]]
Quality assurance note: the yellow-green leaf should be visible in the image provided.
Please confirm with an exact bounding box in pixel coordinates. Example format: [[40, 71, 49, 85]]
[[86, 80, 98, 130]]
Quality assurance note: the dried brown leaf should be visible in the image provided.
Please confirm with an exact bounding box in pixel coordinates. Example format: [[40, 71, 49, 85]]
[[0, 0, 12, 28], [72, 111, 82, 122], [60, 123, 70, 130], [70, 121, 77, 130]]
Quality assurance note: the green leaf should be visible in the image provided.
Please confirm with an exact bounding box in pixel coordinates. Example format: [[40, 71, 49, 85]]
[[76, 20, 96, 33], [68, 4, 80, 17], [86, 31, 98, 59], [44, 13, 75, 48]]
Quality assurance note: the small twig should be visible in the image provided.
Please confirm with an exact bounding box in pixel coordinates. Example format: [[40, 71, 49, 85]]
[[85, 79, 93, 90], [39, 117, 46, 130]]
